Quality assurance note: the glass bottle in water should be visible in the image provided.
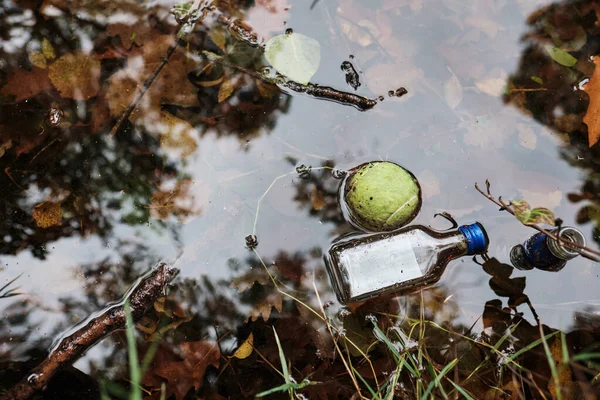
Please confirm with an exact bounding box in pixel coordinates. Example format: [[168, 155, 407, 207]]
[[510, 226, 586, 272], [325, 222, 489, 304]]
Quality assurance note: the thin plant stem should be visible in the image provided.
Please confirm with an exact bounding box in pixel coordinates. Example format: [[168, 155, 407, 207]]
[[475, 181, 600, 261]]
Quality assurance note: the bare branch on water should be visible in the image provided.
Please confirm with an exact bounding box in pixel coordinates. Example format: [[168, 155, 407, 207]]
[[4, 263, 178, 400], [475, 180, 600, 262], [202, 51, 379, 111]]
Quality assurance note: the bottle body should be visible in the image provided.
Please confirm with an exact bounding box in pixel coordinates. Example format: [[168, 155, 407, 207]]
[[510, 227, 585, 272], [325, 223, 488, 304]]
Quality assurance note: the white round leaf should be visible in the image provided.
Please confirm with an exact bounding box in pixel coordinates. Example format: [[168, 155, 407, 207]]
[[265, 32, 321, 85]]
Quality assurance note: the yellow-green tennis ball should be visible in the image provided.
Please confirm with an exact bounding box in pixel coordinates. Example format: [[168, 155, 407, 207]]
[[344, 161, 421, 231]]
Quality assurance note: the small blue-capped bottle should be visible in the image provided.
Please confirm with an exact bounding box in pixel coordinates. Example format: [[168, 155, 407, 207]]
[[325, 222, 489, 304], [510, 227, 585, 272]]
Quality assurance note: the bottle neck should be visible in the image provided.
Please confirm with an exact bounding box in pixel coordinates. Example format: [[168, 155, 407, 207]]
[[547, 227, 586, 260], [435, 230, 470, 259]]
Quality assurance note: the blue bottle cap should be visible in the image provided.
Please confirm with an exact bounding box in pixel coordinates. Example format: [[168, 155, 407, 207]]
[[458, 222, 489, 255]]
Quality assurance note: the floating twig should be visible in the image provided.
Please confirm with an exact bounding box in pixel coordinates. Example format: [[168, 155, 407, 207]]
[[4, 263, 178, 400], [202, 51, 378, 111], [475, 180, 600, 262]]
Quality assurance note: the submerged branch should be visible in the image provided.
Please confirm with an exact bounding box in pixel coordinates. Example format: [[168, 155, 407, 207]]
[[475, 180, 600, 262], [4, 263, 178, 400], [202, 51, 379, 111]]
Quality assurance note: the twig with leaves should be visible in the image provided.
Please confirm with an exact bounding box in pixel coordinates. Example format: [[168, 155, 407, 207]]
[[4, 263, 177, 400], [475, 180, 600, 262]]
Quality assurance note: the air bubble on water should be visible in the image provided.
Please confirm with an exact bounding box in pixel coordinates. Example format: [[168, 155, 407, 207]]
[[323, 300, 334, 309], [285, 28, 293, 35], [365, 314, 378, 325]]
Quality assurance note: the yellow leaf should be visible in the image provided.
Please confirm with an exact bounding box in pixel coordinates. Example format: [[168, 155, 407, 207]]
[[583, 56, 600, 147], [218, 77, 236, 103], [232, 332, 254, 359], [28, 51, 47, 69], [42, 38, 56, 60], [310, 186, 326, 210], [208, 27, 227, 52], [32, 201, 62, 228], [48, 52, 101, 100]]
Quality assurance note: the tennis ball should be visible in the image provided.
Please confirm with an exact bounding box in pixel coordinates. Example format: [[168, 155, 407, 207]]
[[343, 161, 421, 231]]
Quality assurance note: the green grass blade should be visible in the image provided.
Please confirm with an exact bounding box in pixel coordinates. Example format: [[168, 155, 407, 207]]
[[448, 379, 475, 400], [540, 329, 562, 400], [421, 358, 458, 400], [372, 323, 401, 361], [272, 327, 290, 384], [124, 301, 142, 400], [572, 352, 600, 362], [506, 331, 559, 362], [352, 366, 380, 400], [256, 383, 294, 397]]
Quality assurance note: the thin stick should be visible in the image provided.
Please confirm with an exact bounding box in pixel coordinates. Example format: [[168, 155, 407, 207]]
[[475, 181, 600, 262], [4, 263, 178, 400]]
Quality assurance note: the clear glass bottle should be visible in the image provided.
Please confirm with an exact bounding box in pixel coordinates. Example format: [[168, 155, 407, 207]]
[[510, 226, 586, 272], [325, 222, 489, 304]]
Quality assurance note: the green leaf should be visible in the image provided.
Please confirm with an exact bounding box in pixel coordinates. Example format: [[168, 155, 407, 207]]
[[530, 76, 543, 84], [511, 200, 555, 226], [265, 32, 321, 85], [545, 45, 577, 67]]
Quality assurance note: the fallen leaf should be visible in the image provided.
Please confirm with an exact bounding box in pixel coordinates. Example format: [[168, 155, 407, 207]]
[[209, 27, 227, 52], [545, 45, 577, 67], [149, 179, 198, 222], [28, 51, 47, 69], [42, 38, 56, 60], [475, 68, 507, 97], [0, 67, 52, 102], [511, 200, 555, 226], [230, 268, 271, 292], [548, 336, 580, 400], [218, 77, 236, 103], [144, 341, 220, 400], [417, 170, 440, 199], [311, 186, 326, 210], [265, 32, 321, 84], [583, 56, 600, 147], [517, 123, 537, 150], [232, 332, 254, 359], [157, 111, 199, 157], [465, 16, 504, 38], [32, 201, 62, 228], [444, 70, 463, 109], [48, 52, 101, 100], [249, 291, 283, 322], [245, 0, 291, 39]]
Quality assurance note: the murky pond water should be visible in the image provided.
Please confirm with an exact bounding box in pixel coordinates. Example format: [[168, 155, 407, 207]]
[[2, 0, 600, 398]]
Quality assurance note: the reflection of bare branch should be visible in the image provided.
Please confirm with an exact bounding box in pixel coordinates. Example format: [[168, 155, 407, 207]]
[[475, 180, 600, 261], [5, 264, 177, 400], [109, 1, 212, 137], [0, 274, 22, 299]]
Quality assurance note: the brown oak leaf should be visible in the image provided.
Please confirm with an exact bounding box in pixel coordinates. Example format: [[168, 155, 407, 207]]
[[583, 56, 600, 147]]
